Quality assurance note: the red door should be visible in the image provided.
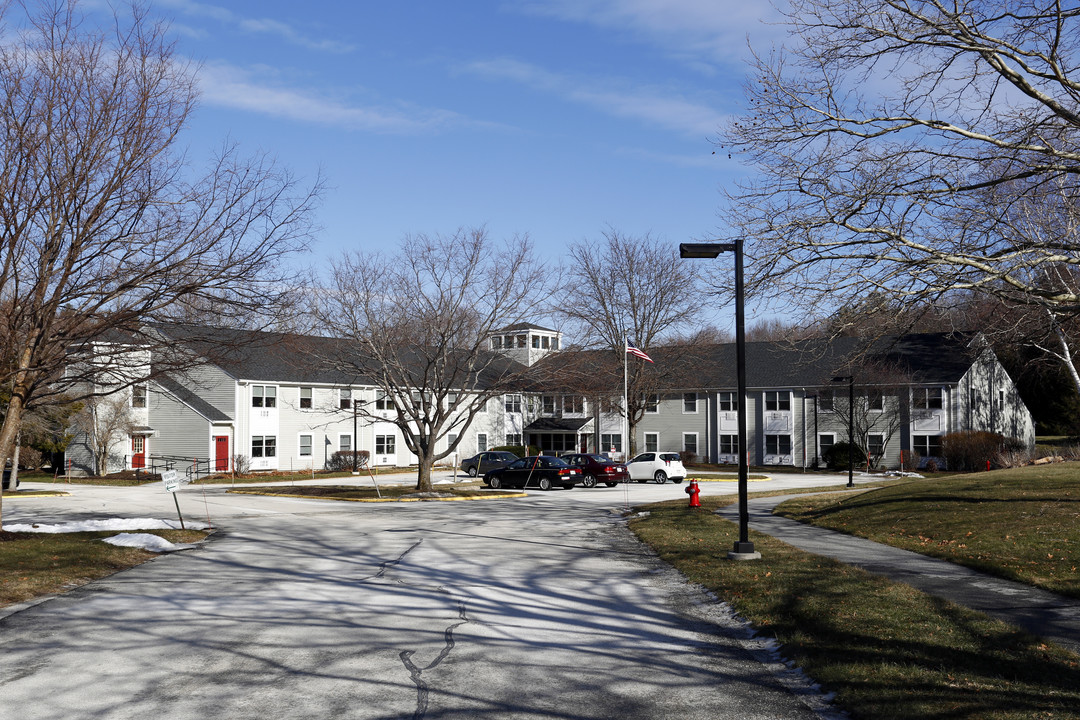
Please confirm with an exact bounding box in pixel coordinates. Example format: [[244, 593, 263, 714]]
[[132, 437, 145, 469], [214, 436, 229, 471]]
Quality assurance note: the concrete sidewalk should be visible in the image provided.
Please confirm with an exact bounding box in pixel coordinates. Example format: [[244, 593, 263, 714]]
[[717, 495, 1080, 657]]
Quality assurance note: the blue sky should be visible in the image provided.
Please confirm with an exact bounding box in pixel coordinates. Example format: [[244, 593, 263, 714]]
[[143, 1, 784, 268]]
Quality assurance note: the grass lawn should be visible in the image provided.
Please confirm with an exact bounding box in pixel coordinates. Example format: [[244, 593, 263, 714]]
[[630, 496, 1080, 720], [0, 529, 210, 607], [226, 482, 515, 501], [774, 464, 1080, 598]]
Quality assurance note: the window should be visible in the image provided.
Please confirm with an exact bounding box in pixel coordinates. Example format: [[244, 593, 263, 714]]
[[718, 392, 739, 411], [505, 394, 521, 413], [503, 334, 513, 348], [252, 436, 276, 458], [505, 433, 522, 446], [532, 335, 540, 348], [252, 385, 276, 408], [563, 395, 584, 414], [998, 388, 1005, 410], [914, 435, 943, 457], [376, 435, 395, 454], [765, 391, 790, 411], [644, 432, 659, 452], [448, 433, 458, 451], [339, 388, 352, 410], [542, 395, 556, 414], [600, 433, 622, 453], [516, 335, 526, 348], [866, 390, 884, 411], [683, 433, 698, 456], [819, 433, 835, 456], [867, 433, 885, 458], [299, 387, 312, 409], [131, 385, 146, 408], [551, 337, 559, 350], [683, 393, 698, 413], [375, 391, 392, 411], [477, 433, 488, 452], [132, 436, 144, 454], [541, 336, 550, 349], [339, 434, 352, 452], [720, 435, 737, 454], [644, 394, 659, 413], [491, 336, 502, 349], [913, 387, 943, 410], [818, 390, 833, 412], [765, 434, 792, 455], [299, 434, 312, 457], [970, 389, 980, 408]]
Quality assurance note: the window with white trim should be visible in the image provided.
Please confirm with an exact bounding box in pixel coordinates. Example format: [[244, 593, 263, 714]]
[[339, 434, 352, 452], [720, 435, 737, 454], [644, 432, 659, 452], [542, 395, 556, 414], [339, 388, 352, 410], [765, 434, 791, 455], [563, 395, 584, 414], [718, 392, 739, 411], [505, 433, 522, 446], [376, 435, 395, 454], [252, 385, 277, 408], [866, 390, 884, 411], [765, 391, 790, 411], [600, 433, 622, 452], [819, 433, 835, 457], [683, 393, 698, 413], [644, 394, 659, 413], [375, 391, 392, 410], [299, 387, 312, 409], [299, 435, 312, 457], [683, 433, 698, 456], [818, 390, 833, 411], [913, 387, 943, 410], [505, 394, 521, 413], [252, 436, 276, 458], [131, 385, 146, 408], [867, 433, 885, 458], [914, 435, 943, 457], [477, 433, 488, 452]]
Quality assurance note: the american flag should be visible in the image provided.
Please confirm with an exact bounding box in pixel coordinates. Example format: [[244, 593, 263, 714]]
[[625, 339, 654, 363]]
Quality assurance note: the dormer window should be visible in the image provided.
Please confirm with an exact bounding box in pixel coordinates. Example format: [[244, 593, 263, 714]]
[[491, 336, 503, 349], [532, 335, 541, 348]]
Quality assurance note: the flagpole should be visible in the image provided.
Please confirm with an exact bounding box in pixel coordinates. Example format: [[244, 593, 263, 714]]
[[623, 337, 628, 461]]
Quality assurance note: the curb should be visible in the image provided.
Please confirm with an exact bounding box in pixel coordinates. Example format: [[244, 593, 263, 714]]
[[225, 489, 529, 502]]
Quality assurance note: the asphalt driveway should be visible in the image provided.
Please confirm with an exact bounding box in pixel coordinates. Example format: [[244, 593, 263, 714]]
[[0, 475, 847, 719]]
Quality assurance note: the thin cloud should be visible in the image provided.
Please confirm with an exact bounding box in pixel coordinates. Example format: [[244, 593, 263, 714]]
[[197, 62, 465, 134], [465, 58, 725, 136], [157, 0, 354, 54], [513, 0, 786, 67]]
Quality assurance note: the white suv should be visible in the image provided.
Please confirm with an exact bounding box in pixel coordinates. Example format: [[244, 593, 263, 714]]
[[628, 452, 686, 484]]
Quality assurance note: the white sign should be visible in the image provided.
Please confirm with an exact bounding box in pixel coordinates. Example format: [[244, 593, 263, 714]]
[[162, 470, 180, 493]]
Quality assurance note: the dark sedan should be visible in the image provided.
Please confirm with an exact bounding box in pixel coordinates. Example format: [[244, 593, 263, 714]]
[[560, 453, 629, 488], [483, 455, 581, 490], [461, 451, 518, 478]]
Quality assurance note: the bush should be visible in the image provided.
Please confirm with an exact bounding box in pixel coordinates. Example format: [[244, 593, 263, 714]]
[[900, 449, 921, 472], [822, 441, 865, 472], [17, 447, 43, 471], [232, 454, 250, 474], [326, 450, 370, 471], [924, 458, 939, 473], [941, 431, 1024, 471], [679, 451, 697, 465], [492, 445, 534, 457]]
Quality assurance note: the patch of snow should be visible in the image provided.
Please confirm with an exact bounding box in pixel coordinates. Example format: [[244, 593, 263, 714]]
[[101, 533, 196, 553], [2, 518, 208, 533]]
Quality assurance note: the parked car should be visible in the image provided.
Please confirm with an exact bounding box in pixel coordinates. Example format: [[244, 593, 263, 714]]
[[560, 453, 629, 488], [461, 451, 518, 478], [483, 455, 581, 490], [627, 452, 686, 484]]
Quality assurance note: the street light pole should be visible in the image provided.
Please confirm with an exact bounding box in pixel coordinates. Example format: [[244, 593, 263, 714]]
[[680, 240, 759, 560], [832, 375, 855, 488]]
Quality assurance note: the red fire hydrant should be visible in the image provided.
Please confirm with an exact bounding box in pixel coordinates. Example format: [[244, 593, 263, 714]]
[[685, 479, 701, 508]]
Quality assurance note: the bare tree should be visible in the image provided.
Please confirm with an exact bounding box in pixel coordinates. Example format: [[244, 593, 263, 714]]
[[556, 230, 703, 454], [0, 1, 319, 519], [722, 1, 1080, 388], [825, 363, 911, 469], [310, 228, 554, 492], [72, 395, 135, 476]]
